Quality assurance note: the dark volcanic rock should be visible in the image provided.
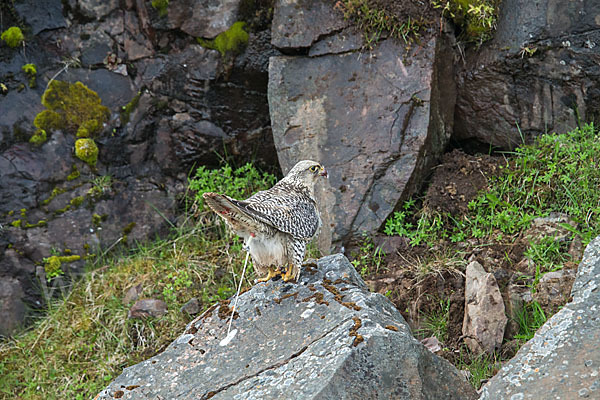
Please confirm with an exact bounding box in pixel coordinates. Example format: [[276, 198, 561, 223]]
[[0, 278, 26, 337], [168, 0, 241, 38], [269, 35, 456, 249], [481, 236, 600, 399], [455, 0, 600, 148], [97, 254, 477, 399], [271, 0, 348, 49], [128, 299, 168, 319]]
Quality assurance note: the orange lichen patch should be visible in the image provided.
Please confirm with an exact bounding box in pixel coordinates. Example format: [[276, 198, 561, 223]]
[[125, 385, 140, 390], [304, 264, 317, 275], [349, 316, 364, 347], [274, 291, 298, 304], [113, 390, 124, 398], [385, 324, 399, 332], [341, 302, 362, 311], [302, 292, 329, 306], [217, 300, 238, 320]]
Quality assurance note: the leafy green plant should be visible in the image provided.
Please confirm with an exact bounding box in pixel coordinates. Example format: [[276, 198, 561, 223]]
[[162, 270, 193, 305], [189, 162, 277, 209], [524, 236, 571, 288], [350, 235, 386, 276], [432, 0, 499, 45]]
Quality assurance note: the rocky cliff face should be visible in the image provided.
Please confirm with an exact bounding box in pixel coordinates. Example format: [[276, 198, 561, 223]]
[[95, 254, 478, 400], [0, 0, 278, 335]]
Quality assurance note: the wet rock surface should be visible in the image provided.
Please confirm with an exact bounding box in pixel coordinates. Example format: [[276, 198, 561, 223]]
[[269, 24, 456, 249], [96, 254, 477, 399], [455, 0, 600, 149], [481, 236, 600, 399]]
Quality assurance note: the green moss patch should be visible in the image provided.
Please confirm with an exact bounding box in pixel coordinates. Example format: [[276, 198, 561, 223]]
[[34, 81, 110, 137], [43, 255, 81, 281], [197, 21, 249, 57], [1, 26, 24, 48], [120, 91, 141, 126], [75, 138, 99, 166], [433, 0, 499, 44], [29, 129, 47, 146], [21, 63, 37, 87]]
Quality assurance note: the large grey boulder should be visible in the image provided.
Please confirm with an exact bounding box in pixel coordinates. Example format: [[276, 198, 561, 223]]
[[480, 235, 600, 399], [269, 34, 456, 249], [96, 254, 477, 399], [455, 0, 600, 148]]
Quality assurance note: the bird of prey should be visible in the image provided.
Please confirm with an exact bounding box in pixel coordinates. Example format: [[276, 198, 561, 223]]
[[203, 160, 327, 282]]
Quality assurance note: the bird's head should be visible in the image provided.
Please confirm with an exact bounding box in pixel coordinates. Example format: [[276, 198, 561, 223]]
[[284, 160, 328, 192]]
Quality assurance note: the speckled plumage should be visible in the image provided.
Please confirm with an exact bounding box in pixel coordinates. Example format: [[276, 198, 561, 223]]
[[203, 160, 327, 282]]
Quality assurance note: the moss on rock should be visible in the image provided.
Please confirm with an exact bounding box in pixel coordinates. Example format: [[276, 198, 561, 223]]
[[35, 81, 109, 137], [197, 21, 249, 57], [120, 91, 141, 126], [151, 0, 169, 16], [29, 129, 47, 146], [75, 138, 99, 166], [43, 255, 81, 281], [21, 63, 37, 87], [1, 26, 24, 48]]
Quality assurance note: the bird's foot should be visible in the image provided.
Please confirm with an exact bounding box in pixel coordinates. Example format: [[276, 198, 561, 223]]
[[281, 265, 298, 283], [256, 268, 279, 283]]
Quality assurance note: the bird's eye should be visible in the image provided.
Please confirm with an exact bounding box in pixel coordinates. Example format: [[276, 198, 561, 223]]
[[309, 165, 319, 173]]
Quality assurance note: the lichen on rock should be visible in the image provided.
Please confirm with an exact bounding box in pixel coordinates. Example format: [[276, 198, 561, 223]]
[[75, 138, 99, 166]]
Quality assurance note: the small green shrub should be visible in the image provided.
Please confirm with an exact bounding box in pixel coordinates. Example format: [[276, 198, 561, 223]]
[[1, 26, 24, 48], [189, 162, 278, 209]]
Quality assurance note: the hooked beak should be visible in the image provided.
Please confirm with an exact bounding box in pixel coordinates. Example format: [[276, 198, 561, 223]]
[[320, 166, 328, 178]]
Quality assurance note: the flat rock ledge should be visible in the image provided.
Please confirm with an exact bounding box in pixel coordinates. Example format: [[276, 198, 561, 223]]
[[480, 236, 600, 399], [96, 254, 476, 399]]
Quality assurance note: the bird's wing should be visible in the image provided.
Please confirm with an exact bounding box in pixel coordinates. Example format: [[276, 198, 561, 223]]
[[203, 192, 272, 234], [238, 186, 321, 240]]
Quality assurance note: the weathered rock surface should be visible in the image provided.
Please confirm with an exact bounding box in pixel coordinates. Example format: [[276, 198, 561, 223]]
[[481, 235, 600, 399], [269, 29, 456, 249], [455, 0, 600, 148], [128, 299, 168, 319], [462, 261, 507, 355], [97, 255, 477, 399], [168, 0, 240, 38]]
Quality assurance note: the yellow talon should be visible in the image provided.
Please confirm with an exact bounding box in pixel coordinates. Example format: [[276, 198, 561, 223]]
[[282, 265, 297, 282], [257, 268, 279, 282]]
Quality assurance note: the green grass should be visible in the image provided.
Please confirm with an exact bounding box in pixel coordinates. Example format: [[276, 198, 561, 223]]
[[456, 349, 500, 388], [0, 162, 277, 399], [338, 0, 423, 49], [416, 297, 451, 343], [385, 123, 600, 260], [514, 300, 547, 343]]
